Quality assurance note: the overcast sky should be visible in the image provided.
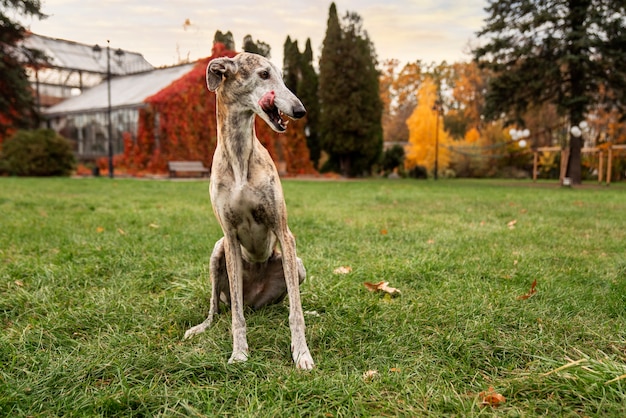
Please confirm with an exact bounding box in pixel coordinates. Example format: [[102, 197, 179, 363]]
[[25, 0, 488, 68]]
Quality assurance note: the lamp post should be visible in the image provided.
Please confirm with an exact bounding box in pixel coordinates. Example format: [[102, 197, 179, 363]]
[[93, 41, 124, 178], [432, 100, 443, 180]]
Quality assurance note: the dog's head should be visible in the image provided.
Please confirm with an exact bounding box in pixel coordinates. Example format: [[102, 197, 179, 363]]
[[206, 53, 306, 133]]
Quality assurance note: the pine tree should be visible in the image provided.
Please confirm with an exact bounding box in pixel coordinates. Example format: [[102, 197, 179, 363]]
[[318, 3, 383, 176], [213, 31, 235, 51], [242, 34, 270, 58], [475, 0, 626, 184], [298, 39, 320, 168], [0, 0, 47, 142]]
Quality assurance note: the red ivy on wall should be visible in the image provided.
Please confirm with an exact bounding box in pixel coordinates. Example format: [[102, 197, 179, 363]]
[[114, 43, 315, 176]]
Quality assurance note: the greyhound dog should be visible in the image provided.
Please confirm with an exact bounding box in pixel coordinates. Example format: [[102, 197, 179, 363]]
[[183, 53, 314, 370]]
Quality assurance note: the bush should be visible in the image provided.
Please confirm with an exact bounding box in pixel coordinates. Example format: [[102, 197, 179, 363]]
[[0, 129, 75, 176], [381, 145, 405, 175]]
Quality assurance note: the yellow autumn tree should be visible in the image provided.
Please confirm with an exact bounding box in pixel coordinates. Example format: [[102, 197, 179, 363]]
[[405, 77, 451, 174]]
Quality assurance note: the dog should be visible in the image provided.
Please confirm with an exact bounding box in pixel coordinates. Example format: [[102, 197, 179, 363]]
[[183, 52, 314, 370]]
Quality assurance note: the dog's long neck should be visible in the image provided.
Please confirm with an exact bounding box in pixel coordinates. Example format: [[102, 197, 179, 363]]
[[215, 95, 256, 185]]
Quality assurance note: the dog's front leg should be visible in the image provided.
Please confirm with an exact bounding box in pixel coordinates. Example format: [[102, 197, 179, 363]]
[[279, 229, 314, 370], [223, 234, 249, 363]]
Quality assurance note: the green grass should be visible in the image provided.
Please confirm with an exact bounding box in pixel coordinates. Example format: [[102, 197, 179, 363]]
[[1, 177, 625, 417]]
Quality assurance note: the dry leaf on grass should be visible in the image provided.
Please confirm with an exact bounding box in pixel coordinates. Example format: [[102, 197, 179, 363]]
[[117, 228, 126, 235], [507, 219, 517, 229], [517, 279, 537, 300], [380, 228, 388, 235], [479, 386, 506, 407], [96, 226, 104, 233], [333, 266, 352, 274], [149, 223, 160, 229], [362, 370, 378, 381], [364, 281, 401, 296]]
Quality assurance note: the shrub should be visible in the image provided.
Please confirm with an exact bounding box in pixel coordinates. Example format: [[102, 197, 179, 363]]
[[0, 129, 75, 176], [381, 145, 405, 175]]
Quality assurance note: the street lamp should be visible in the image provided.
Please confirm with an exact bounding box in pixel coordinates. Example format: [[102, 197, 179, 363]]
[[432, 100, 443, 180], [93, 41, 124, 178]]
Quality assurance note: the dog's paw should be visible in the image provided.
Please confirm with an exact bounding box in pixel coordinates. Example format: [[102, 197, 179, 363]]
[[228, 350, 249, 364], [293, 350, 315, 370], [183, 322, 210, 340]]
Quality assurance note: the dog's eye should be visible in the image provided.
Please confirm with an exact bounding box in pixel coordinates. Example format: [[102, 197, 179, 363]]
[[259, 70, 270, 80]]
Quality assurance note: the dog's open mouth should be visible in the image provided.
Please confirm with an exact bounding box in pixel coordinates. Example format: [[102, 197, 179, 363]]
[[259, 91, 287, 132]]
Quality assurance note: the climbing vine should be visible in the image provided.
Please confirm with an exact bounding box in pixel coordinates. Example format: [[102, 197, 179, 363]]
[[113, 43, 314, 176]]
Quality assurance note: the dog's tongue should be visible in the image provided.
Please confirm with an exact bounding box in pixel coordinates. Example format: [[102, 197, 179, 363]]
[[259, 91, 275, 111]]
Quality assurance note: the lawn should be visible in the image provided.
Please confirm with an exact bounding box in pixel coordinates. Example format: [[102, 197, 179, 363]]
[[1, 177, 625, 416]]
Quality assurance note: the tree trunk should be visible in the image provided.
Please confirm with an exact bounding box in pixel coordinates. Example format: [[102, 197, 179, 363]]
[[339, 155, 351, 177], [566, 135, 583, 184]]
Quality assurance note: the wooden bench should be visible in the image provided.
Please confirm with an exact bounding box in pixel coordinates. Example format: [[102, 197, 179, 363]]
[[168, 161, 210, 178]]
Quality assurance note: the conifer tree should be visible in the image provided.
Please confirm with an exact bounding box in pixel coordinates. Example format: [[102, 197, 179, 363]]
[[475, 0, 626, 184], [242, 34, 270, 58], [318, 3, 383, 176], [213, 31, 235, 51]]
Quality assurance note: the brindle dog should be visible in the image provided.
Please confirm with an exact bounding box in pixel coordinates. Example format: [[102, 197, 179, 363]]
[[183, 53, 314, 370]]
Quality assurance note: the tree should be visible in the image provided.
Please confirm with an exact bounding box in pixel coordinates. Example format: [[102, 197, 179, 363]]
[[405, 77, 451, 175], [318, 3, 383, 176], [380, 59, 423, 144], [283, 36, 320, 168], [475, 0, 626, 184], [0, 0, 47, 142], [213, 30, 235, 51], [242, 34, 270, 58]]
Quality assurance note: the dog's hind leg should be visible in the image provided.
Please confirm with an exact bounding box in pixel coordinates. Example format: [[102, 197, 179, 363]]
[[184, 238, 227, 339]]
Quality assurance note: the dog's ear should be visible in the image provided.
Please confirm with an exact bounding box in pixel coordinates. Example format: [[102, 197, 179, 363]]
[[206, 58, 238, 92]]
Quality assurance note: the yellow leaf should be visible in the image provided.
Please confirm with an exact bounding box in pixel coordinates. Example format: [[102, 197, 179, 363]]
[[117, 228, 126, 235], [96, 227, 105, 233], [149, 223, 160, 229]]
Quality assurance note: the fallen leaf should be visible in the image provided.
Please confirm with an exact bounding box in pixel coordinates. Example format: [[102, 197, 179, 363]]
[[479, 386, 506, 407], [149, 223, 160, 229], [117, 228, 126, 235], [390, 367, 401, 373], [362, 370, 378, 381], [380, 229, 388, 235], [517, 279, 537, 300], [96, 226, 105, 233], [427, 239, 435, 245], [333, 266, 352, 274], [507, 219, 517, 229], [364, 281, 401, 296], [14, 280, 24, 287]]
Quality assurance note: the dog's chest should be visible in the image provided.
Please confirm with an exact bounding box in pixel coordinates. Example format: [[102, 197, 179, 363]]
[[213, 180, 278, 229]]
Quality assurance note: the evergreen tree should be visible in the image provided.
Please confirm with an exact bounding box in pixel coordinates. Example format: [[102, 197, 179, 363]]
[[318, 3, 383, 176], [298, 39, 320, 168], [213, 30, 235, 51], [475, 0, 626, 184], [0, 0, 47, 141], [282, 37, 300, 93], [242, 34, 271, 58], [283, 37, 321, 168]]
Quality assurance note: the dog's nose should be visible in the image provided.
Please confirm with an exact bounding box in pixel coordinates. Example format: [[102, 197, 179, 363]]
[[292, 105, 306, 119]]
